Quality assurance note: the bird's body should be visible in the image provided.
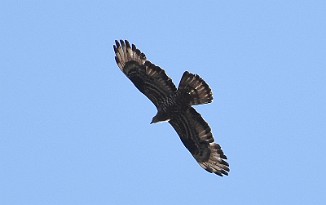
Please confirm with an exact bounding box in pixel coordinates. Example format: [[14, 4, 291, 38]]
[[113, 40, 229, 176], [152, 91, 191, 123]]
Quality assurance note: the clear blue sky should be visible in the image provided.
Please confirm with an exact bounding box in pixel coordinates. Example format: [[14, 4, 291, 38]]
[[1, 1, 325, 204]]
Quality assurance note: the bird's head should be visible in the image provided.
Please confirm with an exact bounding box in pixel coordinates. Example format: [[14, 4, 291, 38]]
[[151, 116, 160, 124], [151, 112, 170, 124]]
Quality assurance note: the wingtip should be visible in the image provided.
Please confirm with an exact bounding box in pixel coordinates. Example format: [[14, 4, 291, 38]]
[[119, 40, 126, 48], [113, 39, 147, 72], [125, 40, 130, 48], [114, 56, 120, 64], [115, 40, 120, 47]]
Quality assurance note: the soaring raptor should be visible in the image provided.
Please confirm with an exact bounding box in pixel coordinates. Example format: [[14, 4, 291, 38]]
[[113, 40, 229, 176]]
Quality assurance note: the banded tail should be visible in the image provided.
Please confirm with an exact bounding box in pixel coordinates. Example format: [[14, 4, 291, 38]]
[[178, 71, 213, 105]]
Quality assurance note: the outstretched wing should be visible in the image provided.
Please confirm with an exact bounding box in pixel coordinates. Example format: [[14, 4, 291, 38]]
[[169, 107, 229, 176], [114, 40, 177, 107]]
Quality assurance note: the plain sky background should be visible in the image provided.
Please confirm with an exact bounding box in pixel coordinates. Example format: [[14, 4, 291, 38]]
[[1, 0, 325, 204]]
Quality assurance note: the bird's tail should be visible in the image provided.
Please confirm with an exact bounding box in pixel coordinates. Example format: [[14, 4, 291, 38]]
[[178, 71, 213, 105]]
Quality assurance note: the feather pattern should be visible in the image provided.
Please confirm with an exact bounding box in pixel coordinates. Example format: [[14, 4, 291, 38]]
[[169, 108, 229, 176], [114, 40, 177, 107], [178, 71, 213, 105]]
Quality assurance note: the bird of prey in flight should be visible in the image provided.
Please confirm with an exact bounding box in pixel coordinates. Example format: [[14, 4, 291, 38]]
[[113, 40, 229, 176]]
